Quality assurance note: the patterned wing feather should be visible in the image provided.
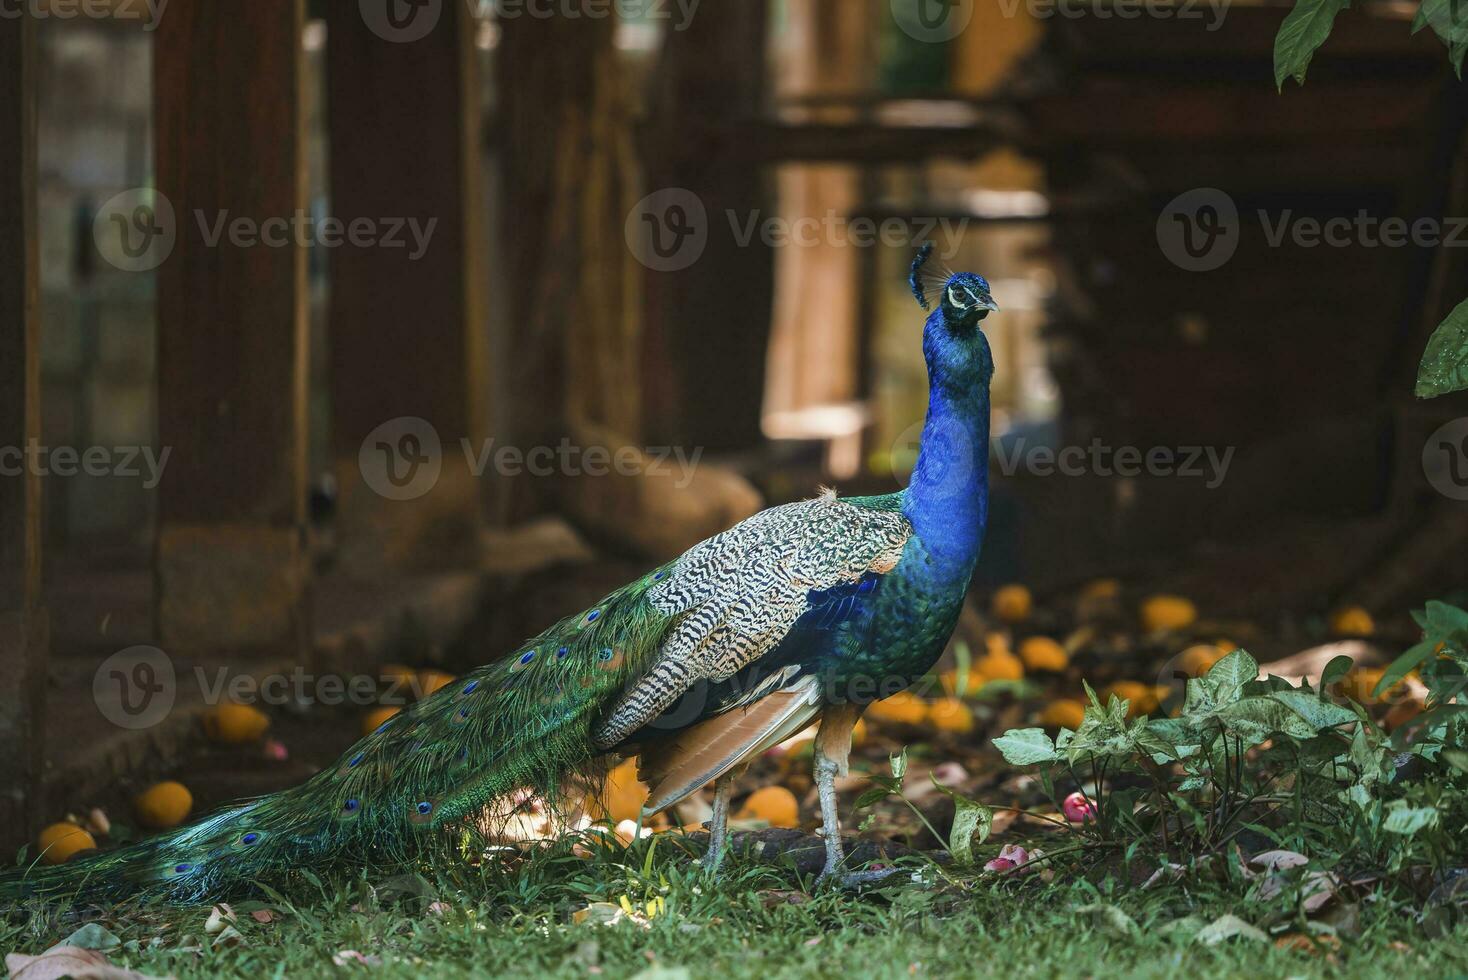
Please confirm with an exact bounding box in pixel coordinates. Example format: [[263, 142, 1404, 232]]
[[593, 491, 911, 749]]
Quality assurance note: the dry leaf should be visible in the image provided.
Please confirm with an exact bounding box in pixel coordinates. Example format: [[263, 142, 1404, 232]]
[[6, 946, 166, 980]]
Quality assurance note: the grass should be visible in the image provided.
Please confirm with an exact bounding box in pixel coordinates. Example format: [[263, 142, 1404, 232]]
[[5, 834, 1466, 979]]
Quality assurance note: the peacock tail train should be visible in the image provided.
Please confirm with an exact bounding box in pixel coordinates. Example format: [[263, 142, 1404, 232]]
[[1, 567, 680, 904]]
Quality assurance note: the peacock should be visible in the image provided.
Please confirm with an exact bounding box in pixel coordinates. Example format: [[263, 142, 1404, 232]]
[[2, 246, 998, 903]]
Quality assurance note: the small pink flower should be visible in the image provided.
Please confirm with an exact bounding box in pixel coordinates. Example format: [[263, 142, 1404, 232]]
[[1062, 791, 1097, 823], [262, 739, 289, 761], [984, 843, 1029, 873]]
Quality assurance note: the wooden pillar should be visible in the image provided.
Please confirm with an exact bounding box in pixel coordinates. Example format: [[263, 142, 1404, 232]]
[[0, 11, 48, 847], [325, 0, 485, 570], [153, 0, 310, 656], [644, 0, 774, 452]]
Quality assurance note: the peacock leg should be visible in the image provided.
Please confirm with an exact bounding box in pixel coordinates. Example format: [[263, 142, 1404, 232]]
[[702, 773, 733, 872], [813, 703, 863, 883]]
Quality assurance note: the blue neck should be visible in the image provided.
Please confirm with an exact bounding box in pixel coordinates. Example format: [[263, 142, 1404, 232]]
[[902, 317, 992, 576]]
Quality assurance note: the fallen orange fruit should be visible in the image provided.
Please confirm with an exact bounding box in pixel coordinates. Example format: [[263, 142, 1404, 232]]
[[134, 780, 193, 830], [737, 786, 799, 828], [1019, 636, 1068, 673], [37, 823, 96, 865]]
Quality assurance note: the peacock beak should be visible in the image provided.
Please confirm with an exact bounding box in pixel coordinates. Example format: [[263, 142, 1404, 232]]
[[977, 294, 1000, 312]]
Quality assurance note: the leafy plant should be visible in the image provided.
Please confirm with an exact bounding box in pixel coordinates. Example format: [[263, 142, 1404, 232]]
[[992, 643, 1466, 874]]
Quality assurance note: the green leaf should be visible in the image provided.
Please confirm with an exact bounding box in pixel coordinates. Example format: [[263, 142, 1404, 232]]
[[992, 728, 1058, 766], [1268, 690, 1358, 732], [1416, 0, 1468, 45], [1319, 654, 1355, 691], [1375, 640, 1438, 699], [1195, 914, 1269, 946], [1076, 903, 1139, 939], [852, 786, 891, 810], [1444, 749, 1468, 773], [1273, 0, 1352, 90], [1422, 600, 1468, 638], [1416, 297, 1468, 398], [889, 747, 908, 781], [1205, 649, 1258, 706], [1383, 800, 1440, 835], [933, 783, 993, 867]]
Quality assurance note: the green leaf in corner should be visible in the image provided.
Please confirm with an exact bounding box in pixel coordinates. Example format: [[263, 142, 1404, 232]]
[[992, 727, 1058, 766], [1273, 0, 1352, 90], [1416, 297, 1468, 398]]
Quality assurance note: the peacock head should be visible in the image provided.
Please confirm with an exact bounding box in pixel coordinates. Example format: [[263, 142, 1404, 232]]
[[938, 272, 999, 329], [909, 244, 998, 388]]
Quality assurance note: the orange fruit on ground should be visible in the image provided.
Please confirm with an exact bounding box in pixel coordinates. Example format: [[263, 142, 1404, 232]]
[[1329, 606, 1375, 637], [975, 651, 1024, 682], [939, 669, 985, 697], [601, 758, 649, 823], [866, 690, 929, 726], [1039, 699, 1086, 730], [737, 786, 799, 828], [1384, 696, 1424, 732], [417, 670, 456, 698], [1019, 636, 1068, 673], [1104, 680, 1163, 717], [1140, 595, 1197, 633], [928, 697, 975, 734], [134, 781, 193, 830], [362, 705, 401, 736], [1178, 644, 1223, 677], [1080, 578, 1121, 601], [203, 703, 270, 744], [991, 585, 1033, 624], [38, 823, 96, 864]]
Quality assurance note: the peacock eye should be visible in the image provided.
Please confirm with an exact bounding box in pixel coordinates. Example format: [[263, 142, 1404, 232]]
[[947, 285, 967, 309]]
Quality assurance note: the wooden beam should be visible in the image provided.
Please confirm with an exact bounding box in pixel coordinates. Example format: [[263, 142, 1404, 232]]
[[324, 0, 485, 570], [0, 10, 48, 850], [153, 0, 310, 655]]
